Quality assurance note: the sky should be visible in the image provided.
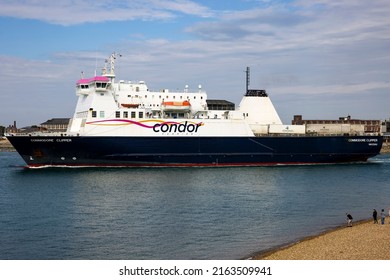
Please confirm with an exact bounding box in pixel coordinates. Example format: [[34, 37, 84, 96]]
[[0, 0, 389, 128]]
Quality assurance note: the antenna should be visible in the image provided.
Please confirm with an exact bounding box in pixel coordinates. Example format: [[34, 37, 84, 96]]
[[245, 67, 250, 94], [94, 54, 98, 76], [102, 52, 122, 80], [109, 52, 122, 76]]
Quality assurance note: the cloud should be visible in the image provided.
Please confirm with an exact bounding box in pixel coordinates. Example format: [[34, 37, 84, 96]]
[[182, 1, 390, 90], [272, 81, 390, 96], [0, 55, 77, 126], [0, 0, 213, 25], [187, 0, 390, 50], [1, 0, 390, 126]]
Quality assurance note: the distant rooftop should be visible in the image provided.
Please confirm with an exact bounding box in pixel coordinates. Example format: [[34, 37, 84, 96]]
[[40, 118, 70, 126]]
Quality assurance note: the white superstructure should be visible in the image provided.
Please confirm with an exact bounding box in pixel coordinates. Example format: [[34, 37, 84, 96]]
[[67, 53, 295, 137]]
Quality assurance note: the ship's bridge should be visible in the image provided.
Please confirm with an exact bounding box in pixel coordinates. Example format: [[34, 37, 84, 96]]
[[76, 76, 110, 95]]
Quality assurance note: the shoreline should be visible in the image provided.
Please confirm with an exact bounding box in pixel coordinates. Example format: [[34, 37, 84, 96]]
[[0, 139, 15, 152], [251, 218, 390, 260], [380, 143, 390, 153]]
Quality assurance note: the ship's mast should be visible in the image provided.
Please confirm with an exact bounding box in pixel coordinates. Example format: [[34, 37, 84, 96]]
[[244, 67, 268, 97], [102, 52, 121, 82], [245, 66, 250, 94]]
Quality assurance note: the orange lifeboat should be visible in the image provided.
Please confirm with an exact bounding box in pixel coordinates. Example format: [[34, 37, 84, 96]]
[[162, 100, 191, 111], [121, 104, 140, 108]]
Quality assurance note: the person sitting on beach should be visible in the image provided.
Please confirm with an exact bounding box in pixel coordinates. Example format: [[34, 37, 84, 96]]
[[346, 213, 353, 227]]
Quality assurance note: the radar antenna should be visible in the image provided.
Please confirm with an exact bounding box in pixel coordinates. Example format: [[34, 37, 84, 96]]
[[102, 52, 122, 80], [109, 52, 122, 76]]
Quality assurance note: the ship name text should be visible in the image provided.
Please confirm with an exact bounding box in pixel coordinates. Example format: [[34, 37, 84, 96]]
[[153, 121, 202, 134], [31, 138, 72, 143], [348, 138, 378, 143]]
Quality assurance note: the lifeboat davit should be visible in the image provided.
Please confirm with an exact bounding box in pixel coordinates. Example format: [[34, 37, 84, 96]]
[[162, 100, 191, 111]]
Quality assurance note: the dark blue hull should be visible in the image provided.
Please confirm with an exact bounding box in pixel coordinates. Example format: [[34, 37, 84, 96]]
[[7, 135, 383, 167]]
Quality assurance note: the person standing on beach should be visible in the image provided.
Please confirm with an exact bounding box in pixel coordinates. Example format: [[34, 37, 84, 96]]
[[380, 209, 385, 225], [373, 209, 378, 224], [346, 213, 353, 227]]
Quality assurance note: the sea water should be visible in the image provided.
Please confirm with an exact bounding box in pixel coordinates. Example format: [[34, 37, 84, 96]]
[[1, 152, 389, 260]]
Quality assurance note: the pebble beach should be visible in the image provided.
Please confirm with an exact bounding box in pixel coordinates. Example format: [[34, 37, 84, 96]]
[[254, 219, 390, 260], [0, 138, 14, 152]]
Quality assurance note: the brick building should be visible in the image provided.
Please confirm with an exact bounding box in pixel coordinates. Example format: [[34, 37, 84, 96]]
[[40, 118, 70, 132], [292, 115, 381, 135]]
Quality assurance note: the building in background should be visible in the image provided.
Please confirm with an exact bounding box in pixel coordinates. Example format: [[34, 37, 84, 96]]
[[40, 118, 70, 132], [291, 115, 381, 135], [5, 118, 70, 134], [381, 119, 390, 144]]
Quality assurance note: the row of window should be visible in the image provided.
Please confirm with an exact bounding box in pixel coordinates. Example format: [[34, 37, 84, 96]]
[[91, 111, 144, 119], [127, 94, 203, 99]]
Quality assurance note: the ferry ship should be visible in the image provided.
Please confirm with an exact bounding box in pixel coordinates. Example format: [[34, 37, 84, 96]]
[[6, 53, 383, 168]]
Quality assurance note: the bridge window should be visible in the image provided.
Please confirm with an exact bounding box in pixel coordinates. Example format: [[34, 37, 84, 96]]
[[95, 82, 107, 88]]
